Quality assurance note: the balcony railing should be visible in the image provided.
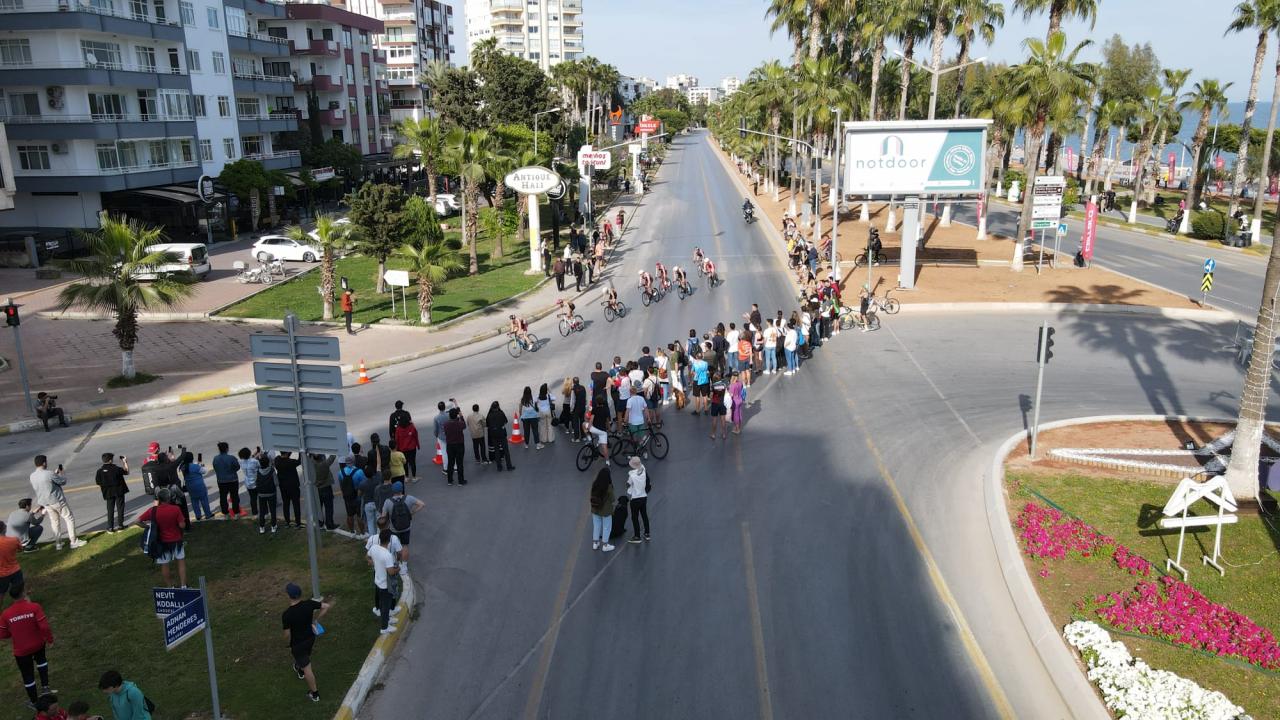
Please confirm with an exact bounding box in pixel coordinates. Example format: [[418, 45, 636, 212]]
[[389, 99, 421, 108], [0, 57, 187, 74], [236, 110, 296, 121], [0, 0, 182, 26], [242, 149, 300, 161], [0, 111, 192, 123], [232, 69, 293, 83], [227, 27, 290, 45], [383, 9, 414, 21], [15, 158, 199, 176]]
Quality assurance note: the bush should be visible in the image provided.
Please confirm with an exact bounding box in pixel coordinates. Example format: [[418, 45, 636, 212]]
[[1190, 210, 1226, 240]]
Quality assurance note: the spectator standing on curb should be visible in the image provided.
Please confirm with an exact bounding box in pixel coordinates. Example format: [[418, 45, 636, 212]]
[[571, 377, 588, 442], [553, 256, 565, 291], [589, 468, 616, 552], [310, 454, 337, 530], [393, 419, 420, 483], [626, 456, 651, 543], [381, 482, 424, 546], [211, 443, 242, 519], [0, 581, 54, 708], [0, 523, 21, 598], [537, 384, 555, 446], [519, 387, 541, 449], [94, 454, 130, 533], [341, 289, 355, 335], [5, 501, 43, 552], [180, 453, 213, 522], [432, 402, 450, 476], [281, 583, 330, 703], [443, 408, 467, 486], [255, 457, 280, 536], [97, 671, 150, 720], [728, 371, 746, 435], [466, 405, 489, 465], [29, 458, 84, 550], [366, 434, 390, 486], [387, 401, 411, 441], [387, 441, 407, 486], [762, 319, 779, 375], [337, 449, 367, 535], [238, 448, 260, 517], [137, 489, 188, 587], [368, 529, 399, 635], [359, 459, 381, 538], [274, 452, 303, 529], [486, 402, 514, 472]]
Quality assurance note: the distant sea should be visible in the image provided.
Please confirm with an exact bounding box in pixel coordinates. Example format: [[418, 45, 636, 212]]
[[1042, 102, 1272, 165]]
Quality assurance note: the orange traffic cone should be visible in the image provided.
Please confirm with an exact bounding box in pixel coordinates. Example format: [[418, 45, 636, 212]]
[[510, 415, 524, 444], [433, 439, 444, 466], [357, 359, 370, 384]]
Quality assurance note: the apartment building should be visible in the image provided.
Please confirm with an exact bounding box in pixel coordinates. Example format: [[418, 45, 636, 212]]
[[341, 0, 453, 128], [464, 0, 584, 73], [720, 75, 739, 96], [686, 86, 721, 106], [0, 0, 303, 232], [664, 74, 697, 94]]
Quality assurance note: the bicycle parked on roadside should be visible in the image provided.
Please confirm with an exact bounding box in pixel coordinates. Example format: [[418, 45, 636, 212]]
[[613, 424, 670, 462], [838, 303, 880, 332]]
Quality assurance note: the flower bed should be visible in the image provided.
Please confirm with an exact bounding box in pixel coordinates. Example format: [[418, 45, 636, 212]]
[[1063, 620, 1246, 720]]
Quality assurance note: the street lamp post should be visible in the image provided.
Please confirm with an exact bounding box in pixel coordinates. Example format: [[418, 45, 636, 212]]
[[533, 107, 562, 159], [830, 107, 842, 274]]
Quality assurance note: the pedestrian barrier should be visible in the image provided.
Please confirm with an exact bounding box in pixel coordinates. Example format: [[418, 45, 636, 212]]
[[357, 359, 370, 384], [433, 439, 444, 465], [510, 415, 524, 444]]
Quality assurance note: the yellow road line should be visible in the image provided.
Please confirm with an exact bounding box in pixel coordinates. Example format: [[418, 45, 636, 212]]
[[740, 521, 774, 720], [91, 404, 254, 441]]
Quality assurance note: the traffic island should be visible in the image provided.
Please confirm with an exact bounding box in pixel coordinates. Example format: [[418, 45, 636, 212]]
[[1, 523, 376, 720], [997, 416, 1280, 720]]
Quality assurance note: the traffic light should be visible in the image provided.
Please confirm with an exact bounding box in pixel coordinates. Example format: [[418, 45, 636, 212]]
[[1036, 324, 1055, 364], [3, 303, 17, 327]]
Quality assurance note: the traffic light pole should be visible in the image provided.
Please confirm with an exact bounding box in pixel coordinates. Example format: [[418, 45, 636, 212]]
[[1030, 320, 1049, 458], [5, 298, 34, 415]]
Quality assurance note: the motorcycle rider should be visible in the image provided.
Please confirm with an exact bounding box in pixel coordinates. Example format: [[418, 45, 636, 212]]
[[742, 198, 754, 221]]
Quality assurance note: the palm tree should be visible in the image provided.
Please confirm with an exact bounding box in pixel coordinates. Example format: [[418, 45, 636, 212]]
[[967, 65, 1023, 234], [858, 1, 893, 120], [1178, 80, 1233, 230], [54, 215, 196, 379], [1225, 0, 1280, 216], [1006, 31, 1094, 269], [394, 214, 463, 325], [1083, 98, 1123, 195], [289, 215, 352, 321], [393, 116, 446, 203], [1014, 0, 1098, 41], [1124, 84, 1174, 223], [1250, 45, 1280, 232], [745, 61, 792, 201], [443, 127, 496, 276], [951, 0, 1005, 117], [896, 14, 929, 120]]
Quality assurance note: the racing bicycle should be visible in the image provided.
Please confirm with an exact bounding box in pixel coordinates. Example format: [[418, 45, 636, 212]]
[[601, 299, 630, 322], [853, 250, 887, 268], [612, 424, 670, 462], [838, 303, 880, 332], [639, 283, 666, 306], [506, 331, 541, 358]]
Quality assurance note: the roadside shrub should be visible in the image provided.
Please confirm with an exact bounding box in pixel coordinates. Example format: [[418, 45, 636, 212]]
[[1190, 210, 1226, 240]]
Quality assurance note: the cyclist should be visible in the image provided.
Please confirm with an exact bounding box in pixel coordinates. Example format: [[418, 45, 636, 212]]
[[563, 301, 579, 330], [616, 208, 625, 230], [603, 218, 614, 243], [602, 283, 620, 314], [655, 261, 670, 292], [508, 314, 530, 347], [702, 256, 719, 286], [857, 287, 872, 332], [638, 269, 654, 301], [693, 247, 705, 270], [673, 265, 690, 295]]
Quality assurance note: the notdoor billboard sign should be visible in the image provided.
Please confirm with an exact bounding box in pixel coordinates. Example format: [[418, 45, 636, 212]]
[[840, 119, 991, 195]]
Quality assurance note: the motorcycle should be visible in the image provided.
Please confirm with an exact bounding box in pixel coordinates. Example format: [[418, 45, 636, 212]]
[[1166, 212, 1184, 234], [743, 205, 755, 224]]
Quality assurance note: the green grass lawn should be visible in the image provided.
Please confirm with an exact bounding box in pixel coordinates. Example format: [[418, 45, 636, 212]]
[[1008, 470, 1280, 718], [218, 225, 542, 326], [2, 522, 377, 719]]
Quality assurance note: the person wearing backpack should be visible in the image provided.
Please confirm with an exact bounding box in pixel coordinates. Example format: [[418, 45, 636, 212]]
[[98, 670, 152, 720], [336, 447, 367, 535], [588, 468, 615, 552], [254, 454, 279, 535], [380, 482, 423, 546]]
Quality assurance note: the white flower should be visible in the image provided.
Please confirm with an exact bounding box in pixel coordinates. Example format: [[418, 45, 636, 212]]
[[1062, 621, 1246, 720]]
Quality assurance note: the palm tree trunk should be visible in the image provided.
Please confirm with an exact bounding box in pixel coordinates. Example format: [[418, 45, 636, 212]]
[[427, 163, 438, 204], [1014, 119, 1046, 271], [321, 250, 335, 321], [1223, 232, 1280, 503], [466, 180, 479, 275], [870, 38, 884, 121], [418, 277, 432, 324], [929, 14, 945, 119], [115, 305, 139, 379], [952, 38, 971, 119], [1086, 125, 1109, 196], [808, 10, 821, 61], [898, 37, 915, 121], [493, 184, 507, 259], [1046, 4, 1062, 39], [1230, 31, 1269, 217], [1078, 91, 1097, 178], [1252, 56, 1280, 226]]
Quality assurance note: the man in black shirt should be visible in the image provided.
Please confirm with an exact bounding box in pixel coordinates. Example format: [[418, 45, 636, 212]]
[[281, 582, 331, 703], [637, 347, 655, 375], [589, 362, 610, 401], [274, 451, 303, 529], [571, 377, 588, 441], [94, 453, 130, 533], [388, 401, 411, 441]]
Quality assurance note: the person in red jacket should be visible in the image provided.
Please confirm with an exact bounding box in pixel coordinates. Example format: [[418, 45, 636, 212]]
[[0, 582, 54, 708], [392, 419, 420, 484]]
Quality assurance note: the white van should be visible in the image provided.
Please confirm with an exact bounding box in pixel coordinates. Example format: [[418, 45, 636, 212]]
[[134, 242, 212, 280]]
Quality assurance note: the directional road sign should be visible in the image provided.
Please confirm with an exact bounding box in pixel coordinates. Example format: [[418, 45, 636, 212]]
[[1202, 273, 1214, 293], [1057, 222, 1068, 236], [164, 595, 207, 650], [258, 416, 349, 454], [154, 587, 202, 618], [255, 389, 345, 418], [250, 334, 340, 362], [252, 361, 343, 390], [1204, 258, 1216, 274]]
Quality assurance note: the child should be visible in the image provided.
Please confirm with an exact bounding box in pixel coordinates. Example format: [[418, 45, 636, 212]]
[[67, 699, 104, 720], [34, 693, 67, 720]]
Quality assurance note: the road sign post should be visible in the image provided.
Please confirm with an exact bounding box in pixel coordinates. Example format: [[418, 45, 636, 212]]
[[1201, 258, 1215, 305], [4, 298, 34, 415], [1030, 175, 1066, 269], [157, 579, 221, 717]]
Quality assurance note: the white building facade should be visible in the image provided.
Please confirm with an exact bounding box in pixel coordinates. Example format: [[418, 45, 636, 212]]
[[686, 86, 721, 106], [664, 74, 697, 94], [720, 75, 739, 96], [464, 0, 584, 73]]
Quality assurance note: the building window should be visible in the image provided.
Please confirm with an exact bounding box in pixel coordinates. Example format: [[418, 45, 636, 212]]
[[274, 96, 296, 111], [223, 138, 235, 159], [180, 1, 195, 26], [226, 7, 246, 35], [199, 139, 213, 162], [160, 90, 190, 118], [186, 49, 201, 72], [137, 89, 157, 119], [361, 65, 370, 84], [135, 46, 156, 72], [80, 40, 122, 68], [331, 129, 343, 142], [129, 0, 149, 21], [345, 64, 354, 83], [96, 143, 120, 170], [149, 140, 170, 167], [236, 97, 260, 117], [206, 5, 219, 28], [217, 96, 230, 117], [180, 139, 193, 163], [232, 57, 256, 76], [264, 60, 290, 78], [0, 39, 32, 66], [167, 47, 180, 73], [385, 27, 404, 41], [17, 145, 50, 171], [88, 93, 125, 120], [241, 136, 262, 157], [212, 51, 226, 74], [342, 29, 352, 48], [192, 95, 206, 117], [7, 92, 40, 117]]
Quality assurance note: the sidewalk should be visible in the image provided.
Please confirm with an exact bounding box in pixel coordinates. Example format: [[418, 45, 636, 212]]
[[0, 194, 643, 429]]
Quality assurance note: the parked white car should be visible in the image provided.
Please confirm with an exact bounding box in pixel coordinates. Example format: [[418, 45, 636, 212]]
[[433, 194, 460, 216], [251, 234, 322, 263], [134, 242, 211, 280]]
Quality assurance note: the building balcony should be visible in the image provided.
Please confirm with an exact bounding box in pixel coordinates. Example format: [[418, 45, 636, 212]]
[[223, 0, 287, 20], [227, 28, 291, 56], [389, 99, 421, 109], [315, 108, 346, 126], [490, 0, 523, 8], [562, 0, 582, 10], [236, 110, 299, 134], [243, 149, 301, 171], [0, 0, 186, 41], [562, 16, 582, 27], [292, 39, 340, 57], [376, 78, 389, 90], [383, 8, 415, 22], [296, 74, 344, 92], [388, 75, 418, 86], [0, 59, 188, 89], [0, 112, 195, 141], [13, 158, 200, 193], [232, 70, 294, 95], [373, 49, 387, 64]]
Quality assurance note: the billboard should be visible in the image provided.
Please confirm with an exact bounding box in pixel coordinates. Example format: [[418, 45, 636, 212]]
[[840, 120, 991, 195]]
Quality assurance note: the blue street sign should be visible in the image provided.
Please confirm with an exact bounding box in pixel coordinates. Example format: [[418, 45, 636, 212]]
[[1057, 222, 1068, 236], [153, 587, 202, 618], [1204, 258, 1216, 273], [164, 596, 207, 650]]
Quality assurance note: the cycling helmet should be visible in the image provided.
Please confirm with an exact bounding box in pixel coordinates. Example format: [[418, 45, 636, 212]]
[[508, 314, 515, 320]]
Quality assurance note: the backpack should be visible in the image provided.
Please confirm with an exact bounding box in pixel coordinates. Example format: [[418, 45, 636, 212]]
[[139, 521, 163, 559], [339, 466, 358, 497], [389, 497, 412, 532]]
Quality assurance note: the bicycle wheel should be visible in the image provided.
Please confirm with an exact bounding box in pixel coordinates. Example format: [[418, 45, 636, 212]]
[[839, 309, 855, 331], [611, 436, 636, 461], [677, 284, 688, 300], [648, 432, 669, 460], [559, 318, 571, 337], [575, 443, 597, 472], [867, 313, 881, 331], [853, 253, 868, 268], [506, 338, 522, 358], [640, 290, 651, 307], [617, 302, 629, 318], [884, 297, 901, 314], [526, 333, 540, 351], [604, 305, 617, 322], [875, 252, 887, 265]]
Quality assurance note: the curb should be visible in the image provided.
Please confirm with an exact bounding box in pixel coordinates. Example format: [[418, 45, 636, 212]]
[[897, 302, 1236, 321], [984, 413, 1258, 720], [334, 567, 416, 720], [0, 382, 262, 437]]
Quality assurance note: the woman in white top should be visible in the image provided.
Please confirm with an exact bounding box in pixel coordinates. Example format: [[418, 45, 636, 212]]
[[654, 349, 671, 405], [783, 321, 799, 376], [762, 320, 780, 375], [537, 383, 555, 446], [626, 456, 650, 543]]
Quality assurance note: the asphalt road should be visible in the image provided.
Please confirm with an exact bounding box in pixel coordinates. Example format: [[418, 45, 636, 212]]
[[1, 131, 1274, 719]]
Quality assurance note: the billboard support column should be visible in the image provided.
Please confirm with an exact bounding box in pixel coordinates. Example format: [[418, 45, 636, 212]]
[[899, 196, 921, 290], [885, 196, 897, 233], [941, 201, 952, 227], [528, 194, 542, 273]]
